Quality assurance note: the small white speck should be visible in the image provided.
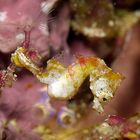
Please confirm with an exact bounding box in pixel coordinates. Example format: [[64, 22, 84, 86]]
[[0, 11, 7, 22], [108, 20, 114, 27], [83, 24, 106, 38], [41, 1, 54, 14], [16, 33, 25, 43]]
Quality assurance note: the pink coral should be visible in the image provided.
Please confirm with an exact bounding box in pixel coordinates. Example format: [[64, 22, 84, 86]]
[[0, 0, 50, 56]]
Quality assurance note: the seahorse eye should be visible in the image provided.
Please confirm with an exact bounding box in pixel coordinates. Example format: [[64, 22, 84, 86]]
[[103, 98, 107, 101]]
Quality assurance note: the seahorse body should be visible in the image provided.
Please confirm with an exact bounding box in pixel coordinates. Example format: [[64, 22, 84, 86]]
[[11, 47, 123, 112]]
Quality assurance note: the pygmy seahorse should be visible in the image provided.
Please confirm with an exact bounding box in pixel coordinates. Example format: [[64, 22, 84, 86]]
[[11, 47, 123, 113]]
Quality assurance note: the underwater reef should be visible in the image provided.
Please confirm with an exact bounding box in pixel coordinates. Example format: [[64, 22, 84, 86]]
[[0, 0, 140, 140]]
